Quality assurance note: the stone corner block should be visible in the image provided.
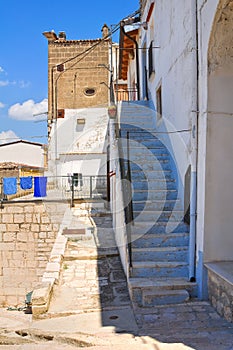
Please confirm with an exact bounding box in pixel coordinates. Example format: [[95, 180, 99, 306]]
[[31, 282, 52, 307], [46, 262, 61, 273], [32, 301, 50, 316]]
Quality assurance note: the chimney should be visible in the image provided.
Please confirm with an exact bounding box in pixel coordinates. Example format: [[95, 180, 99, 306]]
[[101, 24, 109, 39], [58, 31, 66, 41], [43, 30, 57, 41]]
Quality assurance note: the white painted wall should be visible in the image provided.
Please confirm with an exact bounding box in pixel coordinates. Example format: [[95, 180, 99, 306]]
[[48, 107, 108, 179], [197, 0, 233, 265], [139, 0, 195, 200], [0, 142, 45, 168], [138, 0, 233, 298]]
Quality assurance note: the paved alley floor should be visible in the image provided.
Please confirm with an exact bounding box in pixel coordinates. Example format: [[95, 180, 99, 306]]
[[1, 205, 233, 349]]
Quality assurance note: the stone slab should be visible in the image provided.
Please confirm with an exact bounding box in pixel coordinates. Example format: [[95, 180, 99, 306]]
[[32, 283, 52, 306]]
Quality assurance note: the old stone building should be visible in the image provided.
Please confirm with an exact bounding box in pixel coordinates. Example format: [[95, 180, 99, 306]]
[[43, 25, 111, 135]]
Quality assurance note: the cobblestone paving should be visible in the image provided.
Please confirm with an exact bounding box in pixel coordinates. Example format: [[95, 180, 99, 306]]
[[48, 212, 131, 315], [135, 301, 233, 350]]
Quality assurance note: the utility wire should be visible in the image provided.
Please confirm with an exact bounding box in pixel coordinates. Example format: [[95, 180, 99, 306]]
[[53, 8, 140, 68]]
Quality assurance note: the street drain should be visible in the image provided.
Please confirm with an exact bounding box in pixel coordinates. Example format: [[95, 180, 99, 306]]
[[109, 315, 118, 320]]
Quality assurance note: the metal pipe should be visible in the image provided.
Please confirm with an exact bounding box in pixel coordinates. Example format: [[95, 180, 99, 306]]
[[189, 0, 199, 282]]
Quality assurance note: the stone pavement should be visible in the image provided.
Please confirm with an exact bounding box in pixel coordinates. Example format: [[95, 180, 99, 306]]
[[1, 206, 233, 349]]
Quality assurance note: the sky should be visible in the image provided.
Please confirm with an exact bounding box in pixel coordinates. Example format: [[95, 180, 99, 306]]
[[0, 0, 138, 145]]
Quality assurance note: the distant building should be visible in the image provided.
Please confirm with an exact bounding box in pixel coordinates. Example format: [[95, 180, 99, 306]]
[[43, 26, 111, 137], [0, 140, 47, 199], [0, 140, 47, 170], [43, 26, 114, 189]]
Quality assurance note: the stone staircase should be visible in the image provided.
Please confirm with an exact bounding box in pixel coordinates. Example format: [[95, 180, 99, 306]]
[[119, 101, 197, 307]]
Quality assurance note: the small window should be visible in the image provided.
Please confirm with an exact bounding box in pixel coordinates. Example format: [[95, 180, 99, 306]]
[[84, 88, 96, 96], [156, 85, 162, 119]]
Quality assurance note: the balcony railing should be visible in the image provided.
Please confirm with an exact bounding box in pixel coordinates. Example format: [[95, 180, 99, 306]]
[[115, 88, 138, 102]]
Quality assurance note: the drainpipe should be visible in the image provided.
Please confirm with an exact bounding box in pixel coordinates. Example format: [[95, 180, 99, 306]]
[[189, 0, 198, 282], [120, 22, 140, 100]]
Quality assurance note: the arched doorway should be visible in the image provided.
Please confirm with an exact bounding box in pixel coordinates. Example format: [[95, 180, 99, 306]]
[[205, 0, 233, 262]]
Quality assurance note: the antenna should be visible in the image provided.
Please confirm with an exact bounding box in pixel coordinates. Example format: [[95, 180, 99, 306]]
[[33, 111, 48, 123]]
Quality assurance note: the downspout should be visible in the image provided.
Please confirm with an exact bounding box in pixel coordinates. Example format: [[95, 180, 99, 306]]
[[120, 22, 140, 100], [189, 0, 199, 282]]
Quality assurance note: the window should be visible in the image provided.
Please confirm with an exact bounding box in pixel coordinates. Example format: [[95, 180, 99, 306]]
[[84, 88, 96, 96], [148, 41, 154, 77], [156, 85, 162, 119]]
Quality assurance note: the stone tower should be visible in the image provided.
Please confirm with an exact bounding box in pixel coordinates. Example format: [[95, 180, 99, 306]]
[[43, 27, 111, 133]]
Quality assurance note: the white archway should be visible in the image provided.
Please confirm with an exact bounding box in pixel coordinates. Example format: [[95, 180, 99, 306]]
[[204, 0, 233, 262]]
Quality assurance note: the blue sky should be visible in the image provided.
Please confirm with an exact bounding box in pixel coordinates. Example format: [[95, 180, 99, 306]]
[[0, 0, 138, 145]]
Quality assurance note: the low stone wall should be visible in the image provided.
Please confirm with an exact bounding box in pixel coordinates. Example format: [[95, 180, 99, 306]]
[[206, 262, 233, 323], [0, 202, 59, 307]]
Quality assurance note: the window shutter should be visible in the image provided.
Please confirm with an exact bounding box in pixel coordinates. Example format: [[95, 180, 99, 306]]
[[148, 41, 154, 77]]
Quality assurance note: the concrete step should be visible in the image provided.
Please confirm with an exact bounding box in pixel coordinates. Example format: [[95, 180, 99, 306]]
[[130, 161, 171, 171], [133, 199, 182, 211], [120, 137, 165, 149], [131, 261, 189, 278], [132, 246, 188, 262], [120, 121, 155, 128], [133, 210, 184, 222], [132, 180, 176, 191], [143, 289, 190, 306], [133, 189, 178, 201], [131, 170, 174, 181], [121, 134, 161, 142], [121, 117, 154, 121], [128, 277, 197, 307], [125, 144, 167, 151], [131, 232, 189, 248], [120, 109, 154, 116], [132, 220, 189, 234], [120, 129, 162, 139], [121, 142, 166, 151], [129, 154, 171, 163], [127, 149, 169, 158]]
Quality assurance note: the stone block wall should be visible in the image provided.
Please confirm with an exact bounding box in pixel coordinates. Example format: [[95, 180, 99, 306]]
[[0, 202, 58, 307], [208, 270, 233, 323], [48, 38, 110, 119]]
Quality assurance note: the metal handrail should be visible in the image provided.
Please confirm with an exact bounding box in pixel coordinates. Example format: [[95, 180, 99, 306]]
[[125, 131, 134, 270], [118, 129, 134, 272]]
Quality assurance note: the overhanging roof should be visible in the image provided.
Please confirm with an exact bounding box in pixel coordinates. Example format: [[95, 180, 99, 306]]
[[119, 28, 139, 80]]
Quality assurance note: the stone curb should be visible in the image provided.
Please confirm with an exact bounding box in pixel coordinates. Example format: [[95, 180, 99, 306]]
[[32, 230, 67, 316]]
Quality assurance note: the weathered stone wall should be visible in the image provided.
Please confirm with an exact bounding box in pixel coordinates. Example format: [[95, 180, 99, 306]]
[[0, 202, 58, 307], [48, 38, 110, 120], [208, 270, 233, 322]]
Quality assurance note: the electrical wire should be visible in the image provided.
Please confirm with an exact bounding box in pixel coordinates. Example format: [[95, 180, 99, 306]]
[[52, 8, 140, 68]]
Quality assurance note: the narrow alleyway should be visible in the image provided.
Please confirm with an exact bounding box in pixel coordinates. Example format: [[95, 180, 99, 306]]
[[1, 205, 233, 349]]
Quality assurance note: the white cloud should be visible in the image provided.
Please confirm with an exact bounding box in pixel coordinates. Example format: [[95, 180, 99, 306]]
[[0, 102, 5, 108], [0, 80, 10, 87], [0, 67, 4, 73], [0, 130, 20, 144], [8, 98, 48, 121], [0, 80, 16, 87], [19, 80, 31, 89]]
